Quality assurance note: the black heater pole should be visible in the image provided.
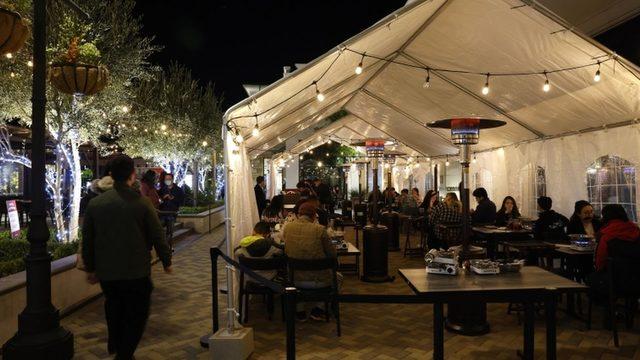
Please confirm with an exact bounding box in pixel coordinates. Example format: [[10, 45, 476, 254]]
[[2, 0, 74, 357]]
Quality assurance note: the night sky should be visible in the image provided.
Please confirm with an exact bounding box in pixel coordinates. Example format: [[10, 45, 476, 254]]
[[134, 1, 640, 110]]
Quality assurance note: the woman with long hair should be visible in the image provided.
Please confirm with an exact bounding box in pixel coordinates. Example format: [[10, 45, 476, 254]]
[[566, 200, 601, 237], [430, 192, 463, 248], [495, 196, 521, 226], [140, 170, 160, 209], [262, 194, 285, 223]]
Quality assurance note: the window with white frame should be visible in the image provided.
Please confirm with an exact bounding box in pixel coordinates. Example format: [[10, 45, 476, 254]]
[[587, 155, 637, 222]]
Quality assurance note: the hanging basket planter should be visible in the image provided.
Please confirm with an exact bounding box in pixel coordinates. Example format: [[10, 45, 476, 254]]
[[0, 7, 29, 56], [49, 62, 109, 96]]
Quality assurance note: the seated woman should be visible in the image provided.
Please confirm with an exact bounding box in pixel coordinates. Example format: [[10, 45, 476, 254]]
[[430, 192, 463, 248], [262, 195, 286, 223], [566, 200, 602, 237], [495, 196, 521, 226], [594, 204, 640, 272], [398, 189, 419, 215]]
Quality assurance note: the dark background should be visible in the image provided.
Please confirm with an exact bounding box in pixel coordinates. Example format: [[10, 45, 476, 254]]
[[134, 0, 640, 110]]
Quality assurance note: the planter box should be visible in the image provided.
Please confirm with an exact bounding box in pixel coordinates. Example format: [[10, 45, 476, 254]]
[[0, 255, 101, 346], [177, 205, 225, 234]]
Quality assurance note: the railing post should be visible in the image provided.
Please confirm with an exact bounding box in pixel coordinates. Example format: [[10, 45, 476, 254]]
[[200, 247, 221, 348], [284, 287, 297, 360]]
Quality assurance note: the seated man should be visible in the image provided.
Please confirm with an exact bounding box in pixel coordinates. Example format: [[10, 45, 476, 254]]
[[471, 187, 496, 224], [398, 189, 418, 216], [283, 202, 342, 322], [533, 196, 569, 242]]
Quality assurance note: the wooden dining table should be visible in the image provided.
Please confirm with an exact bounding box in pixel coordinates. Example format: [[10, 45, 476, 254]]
[[472, 226, 533, 259], [399, 266, 587, 360]]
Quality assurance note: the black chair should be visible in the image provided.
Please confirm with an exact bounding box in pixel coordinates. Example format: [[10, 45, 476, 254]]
[[587, 239, 640, 347], [287, 257, 341, 336], [237, 255, 288, 323]]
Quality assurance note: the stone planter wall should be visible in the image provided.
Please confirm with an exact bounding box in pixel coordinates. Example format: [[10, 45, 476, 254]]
[[177, 205, 225, 234], [0, 255, 101, 345]]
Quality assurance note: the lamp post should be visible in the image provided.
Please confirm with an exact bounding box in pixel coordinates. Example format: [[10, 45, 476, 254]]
[[2, 0, 74, 357], [427, 118, 506, 336]]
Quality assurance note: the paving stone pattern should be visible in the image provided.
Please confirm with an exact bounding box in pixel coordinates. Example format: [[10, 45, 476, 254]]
[[61, 226, 640, 359]]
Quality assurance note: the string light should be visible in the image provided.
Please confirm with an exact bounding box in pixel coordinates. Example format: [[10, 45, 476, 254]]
[[594, 62, 601, 82], [317, 161, 323, 167], [314, 82, 325, 102], [5, 53, 12, 59], [252, 115, 260, 137], [543, 71, 550, 92], [300, 155, 304, 160], [235, 131, 244, 144], [423, 68, 431, 88], [445, 156, 450, 167], [27, 60, 33, 67], [309, 149, 314, 154], [10, 72, 15, 78], [202, 141, 208, 147], [481, 73, 490, 95], [122, 105, 129, 113], [325, 153, 329, 157], [472, 154, 477, 164], [355, 53, 364, 75], [160, 124, 167, 131]]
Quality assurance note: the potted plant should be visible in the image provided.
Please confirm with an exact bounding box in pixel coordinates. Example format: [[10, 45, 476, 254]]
[[0, 3, 29, 56], [49, 37, 108, 96]]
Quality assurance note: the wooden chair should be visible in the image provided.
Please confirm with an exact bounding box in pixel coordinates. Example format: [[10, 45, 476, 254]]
[[287, 257, 341, 336], [237, 255, 287, 323]]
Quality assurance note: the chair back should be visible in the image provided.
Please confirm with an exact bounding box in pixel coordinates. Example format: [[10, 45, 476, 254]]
[[287, 257, 339, 291], [238, 255, 287, 272], [608, 239, 640, 296], [438, 223, 463, 248]]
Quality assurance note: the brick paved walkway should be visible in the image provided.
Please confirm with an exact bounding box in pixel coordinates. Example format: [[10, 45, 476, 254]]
[[62, 226, 640, 359]]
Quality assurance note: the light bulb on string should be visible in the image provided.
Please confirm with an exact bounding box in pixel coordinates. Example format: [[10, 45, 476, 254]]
[[543, 71, 550, 92], [423, 68, 431, 88], [251, 114, 260, 136], [5, 53, 12, 59], [235, 131, 244, 144], [354, 54, 364, 75], [314, 82, 325, 102], [481, 73, 490, 95], [472, 155, 477, 164], [160, 124, 167, 131], [202, 141, 208, 147], [27, 60, 33, 67], [317, 161, 323, 168], [445, 156, 450, 167], [594, 62, 601, 82], [10, 72, 15, 78]]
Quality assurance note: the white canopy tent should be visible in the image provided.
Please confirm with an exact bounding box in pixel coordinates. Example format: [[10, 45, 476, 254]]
[[223, 0, 640, 254]]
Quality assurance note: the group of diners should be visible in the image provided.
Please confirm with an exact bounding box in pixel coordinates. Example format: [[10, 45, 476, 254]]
[[241, 176, 342, 322]]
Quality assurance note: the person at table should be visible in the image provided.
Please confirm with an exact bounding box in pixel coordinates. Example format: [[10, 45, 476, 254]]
[[262, 195, 286, 223], [420, 190, 439, 213], [495, 196, 521, 226], [254, 176, 267, 219], [411, 188, 422, 207], [593, 204, 640, 271], [235, 221, 284, 283], [566, 200, 602, 237], [313, 178, 333, 212], [398, 189, 419, 215], [533, 196, 568, 242], [283, 202, 342, 321], [421, 190, 440, 248], [306, 195, 329, 226], [383, 186, 397, 206], [471, 187, 496, 224], [430, 192, 463, 248]]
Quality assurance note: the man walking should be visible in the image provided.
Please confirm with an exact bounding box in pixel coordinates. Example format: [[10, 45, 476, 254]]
[[254, 175, 267, 218], [82, 155, 172, 359]]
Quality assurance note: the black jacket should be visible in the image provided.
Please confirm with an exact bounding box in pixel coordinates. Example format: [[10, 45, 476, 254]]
[[158, 184, 185, 213], [254, 184, 267, 216], [495, 209, 520, 226], [472, 198, 497, 224], [566, 216, 602, 235], [534, 210, 569, 241]]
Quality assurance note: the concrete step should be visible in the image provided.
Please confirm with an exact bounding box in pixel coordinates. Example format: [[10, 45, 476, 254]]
[[170, 227, 194, 243]]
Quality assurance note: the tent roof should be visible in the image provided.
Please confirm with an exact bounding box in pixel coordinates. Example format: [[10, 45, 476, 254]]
[[225, 0, 640, 159]]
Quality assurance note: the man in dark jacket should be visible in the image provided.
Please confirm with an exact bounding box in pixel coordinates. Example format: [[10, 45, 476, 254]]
[[533, 196, 569, 241], [471, 187, 496, 224], [254, 176, 267, 217], [82, 155, 172, 359], [158, 173, 185, 248]]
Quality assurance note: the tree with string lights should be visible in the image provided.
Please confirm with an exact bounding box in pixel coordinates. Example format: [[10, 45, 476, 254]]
[[0, 0, 157, 242], [117, 63, 223, 191]]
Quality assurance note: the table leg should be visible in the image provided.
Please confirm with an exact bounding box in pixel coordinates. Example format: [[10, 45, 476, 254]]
[[521, 301, 535, 360], [546, 289, 557, 360], [433, 302, 444, 360]]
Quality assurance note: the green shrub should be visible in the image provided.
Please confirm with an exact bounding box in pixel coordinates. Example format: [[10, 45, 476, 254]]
[[0, 259, 25, 278], [0, 238, 79, 278], [0, 240, 30, 262]]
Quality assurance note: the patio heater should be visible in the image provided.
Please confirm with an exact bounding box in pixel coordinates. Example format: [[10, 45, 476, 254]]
[[361, 139, 393, 282], [340, 163, 353, 218], [428, 118, 506, 336]]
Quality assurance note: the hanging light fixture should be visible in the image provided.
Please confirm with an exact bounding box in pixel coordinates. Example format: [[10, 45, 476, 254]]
[[543, 71, 550, 92], [355, 53, 365, 75], [472, 154, 477, 163], [423, 68, 431, 88], [482, 73, 490, 95], [594, 61, 601, 82], [235, 130, 244, 144], [314, 82, 325, 102], [251, 115, 260, 136], [445, 156, 450, 167]]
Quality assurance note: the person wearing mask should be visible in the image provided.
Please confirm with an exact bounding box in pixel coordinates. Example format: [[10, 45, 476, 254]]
[[567, 200, 602, 237], [533, 196, 569, 242], [593, 204, 640, 271], [471, 187, 496, 224], [254, 176, 267, 218], [495, 196, 521, 226], [140, 170, 160, 209], [82, 155, 172, 359], [430, 192, 463, 248], [283, 202, 341, 321], [158, 173, 185, 248], [262, 195, 286, 223]]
